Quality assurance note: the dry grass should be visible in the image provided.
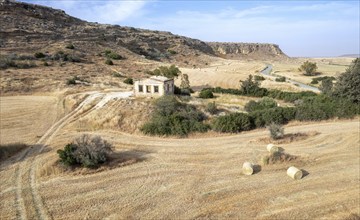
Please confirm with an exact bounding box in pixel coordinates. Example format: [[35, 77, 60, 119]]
[[0, 95, 59, 145], [271, 57, 353, 85], [2, 117, 359, 219], [0, 61, 359, 219]]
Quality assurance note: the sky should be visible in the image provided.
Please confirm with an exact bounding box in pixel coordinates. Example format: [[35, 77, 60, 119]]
[[21, 0, 360, 57]]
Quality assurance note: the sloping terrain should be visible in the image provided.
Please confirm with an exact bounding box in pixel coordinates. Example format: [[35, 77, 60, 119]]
[[0, 94, 359, 219]]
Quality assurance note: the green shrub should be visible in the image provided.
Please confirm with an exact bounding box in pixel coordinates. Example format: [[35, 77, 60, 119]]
[[311, 76, 335, 84], [107, 52, 123, 60], [275, 76, 286, 82], [244, 97, 277, 112], [212, 113, 252, 133], [66, 76, 79, 85], [57, 135, 113, 168], [65, 44, 75, 49], [205, 102, 218, 114], [34, 52, 46, 58], [105, 59, 113, 65], [123, 78, 133, 85], [295, 96, 359, 121], [332, 58, 360, 103], [240, 75, 268, 97], [167, 49, 177, 55], [299, 61, 318, 76], [254, 75, 266, 81], [268, 123, 284, 140], [199, 89, 214, 99], [57, 143, 77, 166], [295, 96, 335, 121], [112, 72, 123, 77], [147, 65, 181, 79], [141, 96, 209, 136], [250, 107, 296, 127]]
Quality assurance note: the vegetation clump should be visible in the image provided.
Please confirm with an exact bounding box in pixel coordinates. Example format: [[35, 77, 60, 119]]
[[205, 102, 218, 115], [311, 76, 335, 84], [66, 76, 80, 85], [34, 52, 46, 58], [65, 44, 75, 49], [299, 61, 318, 76], [240, 75, 268, 97], [123, 78, 133, 85], [146, 65, 181, 79], [332, 58, 360, 103], [212, 113, 252, 133], [180, 73, 191, 95], [105, 59, 113, 65], [104, 50, 124, 60], [57, 134, 114, 168], [275, 76, 286, 82], [254, 75, 266, 81], [268, 123, 284, 140], [199, 89, 214, 99], [141, 95, 209, 137], [244, 97, 277, 112]]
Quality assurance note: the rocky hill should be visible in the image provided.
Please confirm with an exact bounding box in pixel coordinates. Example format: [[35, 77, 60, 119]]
[[208, 42, 287, 59], [0, 0, 287, 62]]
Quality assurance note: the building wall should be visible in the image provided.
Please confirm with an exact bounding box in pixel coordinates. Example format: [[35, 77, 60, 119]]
[[134, 80, 174, 97]]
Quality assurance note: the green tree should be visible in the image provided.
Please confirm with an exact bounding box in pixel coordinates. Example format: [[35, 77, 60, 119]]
[[299, 61, 318, 76], [332, 58, 360, 103], [199, 89, 214, 99], [240, 75, 262, 95], [319, 78, 333, 96], [148, 65, 181, 79], [180, 74, 190, 90]]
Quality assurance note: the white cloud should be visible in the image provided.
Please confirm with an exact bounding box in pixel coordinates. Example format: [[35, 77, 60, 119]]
[[136, 2, 359, 56], [32, 0, 148, 24]]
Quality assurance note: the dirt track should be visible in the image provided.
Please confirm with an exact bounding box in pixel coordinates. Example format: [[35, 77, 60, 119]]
[[1, 94, 359, 219]]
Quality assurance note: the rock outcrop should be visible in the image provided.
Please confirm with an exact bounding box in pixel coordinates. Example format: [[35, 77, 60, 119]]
[[208, 42, 288, 59]]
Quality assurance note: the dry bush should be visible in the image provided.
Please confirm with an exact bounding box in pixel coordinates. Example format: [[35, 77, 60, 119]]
[[257, 131, 320, 144], [268, 123, 284, 140], [261, 151, 297, 165], [57, 134, 114, 168]]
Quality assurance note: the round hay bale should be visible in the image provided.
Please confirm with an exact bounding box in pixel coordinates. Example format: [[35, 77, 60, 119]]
[[242, 162, 254, 175], [287, 166, 303, 180], [267, 144, 279, 153]]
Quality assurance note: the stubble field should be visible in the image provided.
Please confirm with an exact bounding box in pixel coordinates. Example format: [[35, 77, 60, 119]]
[[0, 57, 359, 219]]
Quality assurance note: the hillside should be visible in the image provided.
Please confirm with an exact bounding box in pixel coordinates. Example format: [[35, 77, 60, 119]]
[[0, 0, 287, 62]]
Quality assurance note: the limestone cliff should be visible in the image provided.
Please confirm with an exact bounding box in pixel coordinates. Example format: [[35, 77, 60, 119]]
[[208, 42, 288, 59]]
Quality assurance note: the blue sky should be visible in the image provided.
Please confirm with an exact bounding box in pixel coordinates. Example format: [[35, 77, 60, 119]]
[[21, 0, 359, 57]]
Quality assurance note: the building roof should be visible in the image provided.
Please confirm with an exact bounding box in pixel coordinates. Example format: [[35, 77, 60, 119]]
[[150, 75, 172, 82], [136, 76, 173, 85]]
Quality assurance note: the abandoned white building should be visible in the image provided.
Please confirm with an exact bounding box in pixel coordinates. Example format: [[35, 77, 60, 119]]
[[134, 76, 174, 96]]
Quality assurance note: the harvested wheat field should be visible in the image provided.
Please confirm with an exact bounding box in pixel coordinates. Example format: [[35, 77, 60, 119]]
[[0, 96, 60, 145], [0, 92, 359, 220]]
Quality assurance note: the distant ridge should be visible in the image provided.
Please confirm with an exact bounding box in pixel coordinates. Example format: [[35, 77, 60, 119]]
[[338, 54, 360, 58]]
